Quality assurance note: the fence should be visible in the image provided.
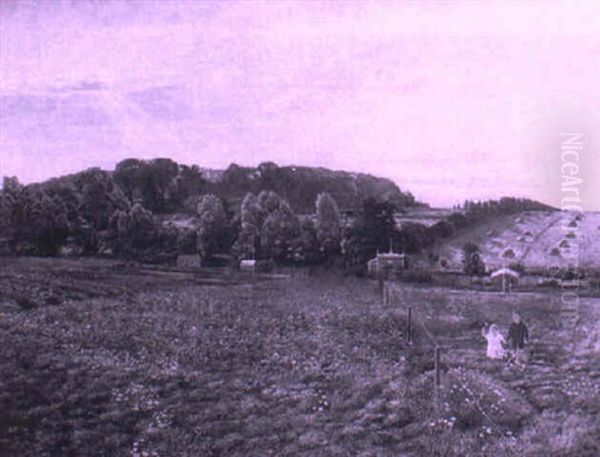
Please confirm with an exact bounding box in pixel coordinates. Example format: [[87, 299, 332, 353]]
[[382, 281, 511, 437]]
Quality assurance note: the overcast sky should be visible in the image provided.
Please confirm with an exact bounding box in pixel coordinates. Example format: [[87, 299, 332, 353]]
[[1, 0, 599, 209]]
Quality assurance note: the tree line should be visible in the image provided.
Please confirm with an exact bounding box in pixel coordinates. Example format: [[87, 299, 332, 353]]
[[0, 161, 554, 270]]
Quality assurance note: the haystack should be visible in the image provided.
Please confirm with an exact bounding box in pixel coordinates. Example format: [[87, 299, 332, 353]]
[[559, 239, 570, 248], [503, 248, 516, 258]]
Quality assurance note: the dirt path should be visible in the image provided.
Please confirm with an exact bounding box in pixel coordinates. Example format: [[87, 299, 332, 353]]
[[439, 297, 600, 421]]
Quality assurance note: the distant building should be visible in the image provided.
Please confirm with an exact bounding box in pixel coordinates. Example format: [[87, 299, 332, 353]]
[[239, 259, 256, 273], [491, 267, 519, 290], [367, 251, 408, 278]]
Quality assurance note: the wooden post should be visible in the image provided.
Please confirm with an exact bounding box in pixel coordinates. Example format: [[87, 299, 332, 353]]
[[383, 282, 389, 307], [434, 346, 442, 388], [407, 307, 412, 344], [383, 281, 390, 306], [386, 282, 390, 307]]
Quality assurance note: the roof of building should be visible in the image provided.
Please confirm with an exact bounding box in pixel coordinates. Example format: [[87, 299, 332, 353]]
[[491, 267, 520, 278], [377, 252, 406, 259]]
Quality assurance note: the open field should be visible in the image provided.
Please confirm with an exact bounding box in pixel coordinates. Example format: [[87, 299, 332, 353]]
[[1, 258, 599, 456], [428, 211, 600, 272], [395, 207, 458, 229]]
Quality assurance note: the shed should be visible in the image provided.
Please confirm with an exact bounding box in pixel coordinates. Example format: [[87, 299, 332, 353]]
[[368, 252, 408, 279], [491, 267, 520, 287], [240, 259, 256, 273]]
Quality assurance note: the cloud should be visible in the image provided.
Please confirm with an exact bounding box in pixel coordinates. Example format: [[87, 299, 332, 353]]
[[0, 1, 598, 209], [126, 85, 193, 121]]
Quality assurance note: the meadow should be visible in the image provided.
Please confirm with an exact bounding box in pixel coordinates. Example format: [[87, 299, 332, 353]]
[[1, 258, 599, 456], [429, 210, 600, 272]]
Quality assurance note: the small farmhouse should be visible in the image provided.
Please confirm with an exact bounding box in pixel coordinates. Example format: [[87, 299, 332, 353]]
[[491, 267, 519, 289], [239, 259, 256, 273], [367, 252, 408, 279]]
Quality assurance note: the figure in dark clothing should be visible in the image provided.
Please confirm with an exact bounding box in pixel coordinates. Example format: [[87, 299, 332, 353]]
[[507, 312, 529, 366]]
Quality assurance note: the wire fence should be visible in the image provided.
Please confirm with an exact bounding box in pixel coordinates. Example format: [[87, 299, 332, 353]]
[[383, 281, 515, 440]]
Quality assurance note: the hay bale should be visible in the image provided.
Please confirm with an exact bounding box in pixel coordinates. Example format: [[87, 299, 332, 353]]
[[503, 248, 516, 258]]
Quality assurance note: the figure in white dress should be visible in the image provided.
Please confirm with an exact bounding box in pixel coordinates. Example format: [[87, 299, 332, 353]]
[[482, 323, 506, 359]]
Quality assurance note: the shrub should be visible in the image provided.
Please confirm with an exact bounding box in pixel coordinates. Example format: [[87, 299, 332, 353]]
[[509, 263, 526, 274]]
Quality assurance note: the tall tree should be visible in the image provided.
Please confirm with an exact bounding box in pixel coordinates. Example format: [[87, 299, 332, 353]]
[[234, 192, 265, 258], [315, 192, 341, 258], [261, 200, 300, 261], [78, 168, 115, 231], [129, 203, 155, 249], [113, 158, 144, 200], [462, 242, 486, 276], [257, 190, 281, 213], [196, 194, 227, 260], [342, 198, 398, 267]]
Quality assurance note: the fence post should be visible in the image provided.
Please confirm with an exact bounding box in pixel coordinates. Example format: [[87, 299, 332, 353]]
[[434, 346, 442, 388], [387, 282, 391, 307], [383, 281, 388, 306], [407, 307, 412, 344]]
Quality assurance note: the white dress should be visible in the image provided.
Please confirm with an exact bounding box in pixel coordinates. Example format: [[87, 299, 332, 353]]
[[484, 331, 506, 359]]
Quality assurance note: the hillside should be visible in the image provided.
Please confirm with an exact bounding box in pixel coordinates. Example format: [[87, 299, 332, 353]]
[[25, 159, 419, 215], [206, 162, 419, 214], [395, 207, 461, 229], [422, 210, 600, 272]]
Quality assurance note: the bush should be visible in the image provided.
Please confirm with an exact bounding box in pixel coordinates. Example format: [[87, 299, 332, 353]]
[[255, 259, 275, 273], [399, 268, 433, 283], [509, 263, 526, 274]]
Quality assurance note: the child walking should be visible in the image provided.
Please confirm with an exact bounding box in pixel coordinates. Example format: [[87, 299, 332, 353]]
[[507, 312, 529, 367], [482, 323, 506, 360]]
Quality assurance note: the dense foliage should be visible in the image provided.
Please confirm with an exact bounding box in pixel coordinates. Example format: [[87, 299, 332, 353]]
[[0, 161, 555, 269], [462, 242, 487, 276]]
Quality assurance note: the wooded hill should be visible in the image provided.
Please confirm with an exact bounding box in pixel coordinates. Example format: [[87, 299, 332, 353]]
[[0, 159, 416, 260], [26, 159, 418, 215], [0, 158, 556, 269]]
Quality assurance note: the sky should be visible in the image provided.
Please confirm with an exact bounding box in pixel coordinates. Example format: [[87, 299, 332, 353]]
[[1, 0, 599, 210]]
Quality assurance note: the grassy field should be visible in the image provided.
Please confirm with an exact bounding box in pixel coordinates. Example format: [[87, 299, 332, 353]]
[[1, 258, 599, 456], [427, 210, 600, 272]]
